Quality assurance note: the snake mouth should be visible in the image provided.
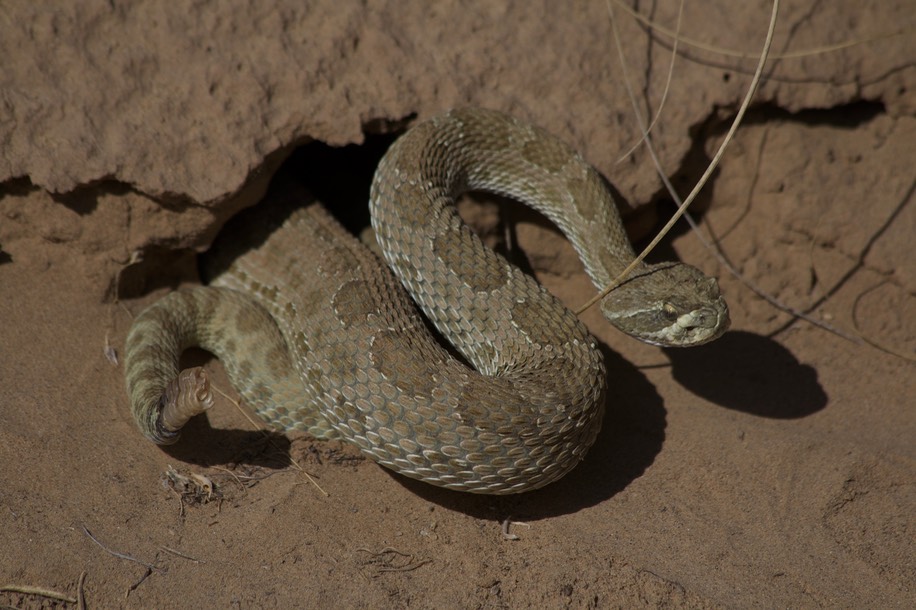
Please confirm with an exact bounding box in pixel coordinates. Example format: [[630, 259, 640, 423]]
[[670, 300, 731, 346]]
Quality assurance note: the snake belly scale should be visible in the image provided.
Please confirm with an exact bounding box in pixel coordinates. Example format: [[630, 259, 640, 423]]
[[125, 108, 729, 495]]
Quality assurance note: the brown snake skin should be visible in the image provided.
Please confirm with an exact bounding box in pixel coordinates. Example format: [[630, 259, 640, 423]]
[[125, 108, 729, 494]]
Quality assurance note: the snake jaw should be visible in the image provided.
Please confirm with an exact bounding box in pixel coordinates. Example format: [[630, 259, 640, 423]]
[[606, 300, 729, 347], [667, 297, 730, 346]]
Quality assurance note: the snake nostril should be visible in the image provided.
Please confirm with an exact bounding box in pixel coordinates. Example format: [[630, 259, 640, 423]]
[[699, 308, 720, 328], [662, 303, 678, 321]]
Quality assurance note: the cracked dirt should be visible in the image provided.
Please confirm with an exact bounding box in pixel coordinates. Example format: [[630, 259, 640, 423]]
[[1, 2, 913, 608]]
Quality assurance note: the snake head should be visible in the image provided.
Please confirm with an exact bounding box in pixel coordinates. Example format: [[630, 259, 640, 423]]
[[599, 262, 729, 347]]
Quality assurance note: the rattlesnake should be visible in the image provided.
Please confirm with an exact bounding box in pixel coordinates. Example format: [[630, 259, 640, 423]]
[[125, 108, 729, 495]]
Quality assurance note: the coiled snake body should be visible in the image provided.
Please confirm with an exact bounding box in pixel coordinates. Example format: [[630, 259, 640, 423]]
[[125, 108, 728, 494]]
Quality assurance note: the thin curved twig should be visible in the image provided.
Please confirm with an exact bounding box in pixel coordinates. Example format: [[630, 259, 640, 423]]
[[615, 0, 685, 165], [577, 0, 780, 315], [611, 0, 908, 60]]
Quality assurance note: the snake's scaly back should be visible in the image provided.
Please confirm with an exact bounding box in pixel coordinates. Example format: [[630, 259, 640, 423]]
[[125, 108, 728, 494]]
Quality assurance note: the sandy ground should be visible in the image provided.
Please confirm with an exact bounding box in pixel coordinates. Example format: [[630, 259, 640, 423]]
[[1, 2, 913, 608]]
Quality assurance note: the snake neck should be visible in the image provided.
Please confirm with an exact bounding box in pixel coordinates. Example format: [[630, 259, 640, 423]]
[[407, 108, 642, 291], [370, 108, 729, 349], [369, 108, 611, 371]]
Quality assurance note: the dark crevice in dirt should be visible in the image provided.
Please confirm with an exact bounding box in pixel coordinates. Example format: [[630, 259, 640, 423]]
[[2, 173, 203, 216], [0, 176, 39, 198], [361, 112, 417, 137], [202, 117, 405, 258], [9, 113, 415, 244], [117, 246, 199, 300], [48, 178, 133, 216], [639, 98, 887, 260], [279, 129, 400, 234], [115, 125, 402, 296], [738, 99, 886, 129], [216, 115, 411, 235], [210, 135, 314, 214], [637, 112, 719, 258]]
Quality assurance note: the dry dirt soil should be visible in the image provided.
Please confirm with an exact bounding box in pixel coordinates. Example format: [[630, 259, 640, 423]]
[[1, 2, 913, 608]]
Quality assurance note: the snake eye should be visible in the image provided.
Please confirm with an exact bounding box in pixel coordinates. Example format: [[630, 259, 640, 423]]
[[662, 303, 678, 321]]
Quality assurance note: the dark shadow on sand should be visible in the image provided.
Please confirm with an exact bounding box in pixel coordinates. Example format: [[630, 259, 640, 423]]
[[665, 330, 827, 419]]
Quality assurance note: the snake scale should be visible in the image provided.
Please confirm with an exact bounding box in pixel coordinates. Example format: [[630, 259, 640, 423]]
[[125, 108, 729, 494]]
